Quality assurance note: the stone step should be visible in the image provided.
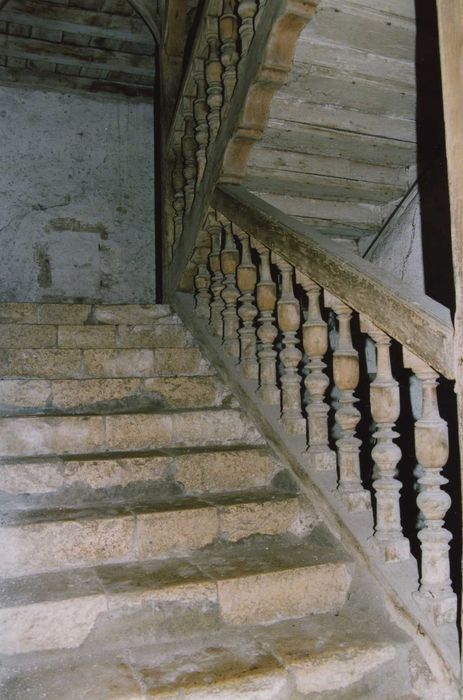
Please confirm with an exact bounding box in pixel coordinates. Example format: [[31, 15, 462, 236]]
[[0, 407, 264, 458], [0, 600, 407, 699], [0, 491, 303, 577], [0, 346, 213, 379], [0, 321, 194, 350], [0, 303, 177, 326], [0, 527, 351, 655], [0, 446, 285, 506], [0, 375, 234, 416]]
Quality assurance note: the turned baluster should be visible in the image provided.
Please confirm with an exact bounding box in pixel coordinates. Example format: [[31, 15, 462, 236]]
[[171, 148, 185, 250], [193, 57, 208, 188], [207, 215, 225, 336], [220, 0, 239, 107], [237, 0, 257, 55], [205, 29, 223, 146], [182, 96, 197, 212], [403, 348, 457, 625], [235, 229, 258, 378], [325, 291, 370, 512], [221, 222, 240, 357], [194, 237, 211, 320], [254, 243, 279, 404], [273, 254, 305, 434], [297, 272, 336, 470], [361, 318, 410, 561]]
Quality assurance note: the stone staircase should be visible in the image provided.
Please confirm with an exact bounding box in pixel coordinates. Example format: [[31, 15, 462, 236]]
[[0, 303, 421, 698]]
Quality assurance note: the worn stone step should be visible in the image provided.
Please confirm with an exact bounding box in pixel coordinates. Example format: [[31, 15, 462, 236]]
[[0, 374, 234, 416], [0, 346, 213, 379], [0, 491, 303, 577], [0, 446, 285, 506], [0, 303, 178, 326], [0, 322, 194, 350], [0, 407, 264, 458], [0, 607, 405, 699], [0, 527, 350, 655]]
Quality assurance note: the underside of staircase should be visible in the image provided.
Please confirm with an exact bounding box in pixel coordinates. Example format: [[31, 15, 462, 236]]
[[0, 303, 432, 698]]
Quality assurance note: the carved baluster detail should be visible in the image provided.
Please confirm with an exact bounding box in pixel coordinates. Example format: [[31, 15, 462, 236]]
[[221, 222, 240, 357], [220, 0, 239, 107], [171, 148, 184, 255], [207, 215, 225, 336], [297, 272, 336, 470], [235, 228, 258, 378], [205, 29, 223, 146], [182, 96, 197, 212], [403, 348, 457, 625], [193, 56, 208, 188], [361, 318, 410, 561], [254, 243, 279, 404], [325, 292, 370, 512], [238, 0, 257, 55], [194, 236, 211, 320], [273, 254, 305, 434]]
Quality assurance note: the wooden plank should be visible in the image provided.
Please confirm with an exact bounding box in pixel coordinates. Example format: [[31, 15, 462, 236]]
[[0, 65, 153, 99], [243, 168, 404, 204], [294, 37, 416, 88], [282, 65, 416, 121], [247, 145, 411, 187], [212, 184, 454, 379], [0, 35, 154, 77], [269, 95, 416, 142], [262, 121, 416, 167], [1, 0, 153, 43], [253, 191, 384, 227]]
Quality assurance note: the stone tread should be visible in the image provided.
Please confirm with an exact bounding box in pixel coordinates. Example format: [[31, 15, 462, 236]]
[[0, 607, 404, 699]]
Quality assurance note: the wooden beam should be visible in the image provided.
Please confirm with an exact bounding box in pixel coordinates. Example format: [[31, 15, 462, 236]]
[[0, 35, 154, 77], [436, 1, 463, 677], [1, 0, 153, 44], [212, 184, 454, 379], [0, 65, 153, 99]]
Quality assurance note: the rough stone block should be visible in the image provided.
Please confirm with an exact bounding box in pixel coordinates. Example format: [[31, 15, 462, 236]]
[[58, 325, 116, 348], [218, 562, 352, 625], [117, 324, 192, 349], [83, 349, 154, 378], [171, 410, 264, 448], [0, 415, 104, 457], [0, 324, 56, 348], [219, 497, 299, 541], [136, 507, 219, 558], [152, 348, 212, 376], [38, 304, 91, 325], [52, 378, 142, 410], [174, 448, 278, 493], [92, 304, 172, 325], [1, 515, 135, 576], [0, 303, 37, 323], [0, 379, 51, 410], [105, 413, 173, 451], [0, 349, 82, 379], [144, 376, 230, 409]]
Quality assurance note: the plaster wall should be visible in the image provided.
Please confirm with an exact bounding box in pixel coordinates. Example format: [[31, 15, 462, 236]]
[[0, 86, 155, 303]]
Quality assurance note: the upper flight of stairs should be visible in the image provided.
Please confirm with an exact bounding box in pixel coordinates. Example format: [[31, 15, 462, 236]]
[[0, 303, 421, 698]]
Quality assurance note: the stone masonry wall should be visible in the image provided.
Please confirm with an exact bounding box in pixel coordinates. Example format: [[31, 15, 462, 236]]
[[0, 85, 155, 303]]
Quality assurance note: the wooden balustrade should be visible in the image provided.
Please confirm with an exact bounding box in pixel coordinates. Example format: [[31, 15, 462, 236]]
[[185, 206, 458, 629]]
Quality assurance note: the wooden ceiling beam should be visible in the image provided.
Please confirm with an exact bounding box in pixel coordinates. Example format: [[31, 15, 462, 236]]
[[0, 35, 155, 77], [0, 0, 153, 44]]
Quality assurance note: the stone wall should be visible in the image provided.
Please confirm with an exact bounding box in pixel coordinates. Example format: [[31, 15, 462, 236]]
[[0, 86, 155, 303]]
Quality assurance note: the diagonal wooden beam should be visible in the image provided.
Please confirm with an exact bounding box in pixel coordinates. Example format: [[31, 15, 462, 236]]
[[0, 35, 155, 77], [0, 0, 154, 44]]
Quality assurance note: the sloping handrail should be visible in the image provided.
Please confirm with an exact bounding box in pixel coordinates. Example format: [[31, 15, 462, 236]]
[[212, 183, 455, 380]]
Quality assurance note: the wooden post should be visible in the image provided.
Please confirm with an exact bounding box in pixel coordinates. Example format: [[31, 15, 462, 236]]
[[254, 242, 280, 405], [235, 228, 258, 378], [207, 213, 225, 337], [221, 221, 240, 357]]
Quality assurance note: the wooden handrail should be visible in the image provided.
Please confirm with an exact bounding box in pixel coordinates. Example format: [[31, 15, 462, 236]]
[[212, 184, 455, 379]]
